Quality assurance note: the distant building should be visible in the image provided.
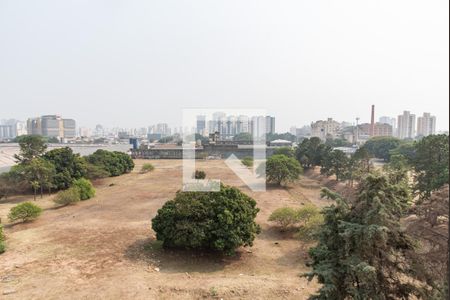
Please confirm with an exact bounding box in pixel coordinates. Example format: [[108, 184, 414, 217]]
[[359, 123, 393, 137], [78, 127, 92, 137], [196, 115, 206, 135], [63, 119, 76, 139], [0, 119, 26, 140], [295, 125, 311, 138], [0, 125, 15, 140], [205, 113, 274, 140], [147, 133, 162, 142], [265, 116, 275, 135], [397, 111, 416, 139], [149, 123, 171, 137], [379, 116, 397, 136], [27, 115, 76, 140], [416, 112, 436, 137], [311, 118, 340, 140]]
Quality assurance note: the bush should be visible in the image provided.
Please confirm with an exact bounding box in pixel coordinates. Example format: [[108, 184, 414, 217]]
[[152, 184, 261, 255], [268, 207, 301, 230], [296, 205, 323, 241], [268, 204, 323, 235], [241, 157, 253, 167], [72, 178, 95, 200], [194, 170, 206, 179], [53, 187, 81, 206], [8, 202, 43, 222], [141, 163, 155, 173]]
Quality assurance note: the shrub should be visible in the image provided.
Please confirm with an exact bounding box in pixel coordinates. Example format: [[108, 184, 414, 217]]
[[152, 184, 261, 255], [53, 187, 81, 206], [141, 163, 155, 173], [194, 170, 206, 179], [268, 207, 301, 230], [296, 212, 324, 241], [241, 156, 253, 167], [8, 202, 43, 222], [295, 204, 323, 240], [297, 204, 321, 225], [72, 178, 95, 200]]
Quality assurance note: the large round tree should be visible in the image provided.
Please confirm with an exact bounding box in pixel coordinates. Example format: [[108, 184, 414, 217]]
[[264, 154, 302, 186], [152, 184, 260, 255]]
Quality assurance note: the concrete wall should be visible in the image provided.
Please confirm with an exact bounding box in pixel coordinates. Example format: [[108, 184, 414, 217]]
[[131, 146, 276, 159]]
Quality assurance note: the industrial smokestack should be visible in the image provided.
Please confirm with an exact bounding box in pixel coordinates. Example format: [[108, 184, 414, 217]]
[[370, 105, 375, 137]]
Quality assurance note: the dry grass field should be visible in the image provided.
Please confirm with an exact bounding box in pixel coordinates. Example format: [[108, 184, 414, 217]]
[[0, 159, 330, 299]]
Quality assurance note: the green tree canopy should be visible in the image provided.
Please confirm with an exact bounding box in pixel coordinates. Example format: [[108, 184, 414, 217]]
[[324, 138, 351, 147], [14, 135, 47, 163], [43, 147, 87, 189], [320, 150, 350, 182], [233, 132, 253, 142], [411, 134, 449, 198], [265, 154, 302, 186], [152, 184, 261, 255], [273, 147, 295, 158], [362, 136, 401, 161], [306, 175, 425, 299], [296, 137, 331, 169], [11, 158, 56, 200], [85, 150, 134, 176]]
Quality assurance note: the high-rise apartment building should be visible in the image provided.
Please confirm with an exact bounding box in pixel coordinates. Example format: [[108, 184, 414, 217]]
[[0, 119, 27, 140], [265, 116, 275, 135], [196, 115, 206, 135], [27, 115, 76, 139], [205, 113, 275, 139], [397, 111, 416, 139], [416, 113, 436, 137], [148, 123, 171, 137], [379, 116, 396, 128]]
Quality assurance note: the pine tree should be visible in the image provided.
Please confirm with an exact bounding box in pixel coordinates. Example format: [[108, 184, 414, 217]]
[[306, 175, 425, 299]]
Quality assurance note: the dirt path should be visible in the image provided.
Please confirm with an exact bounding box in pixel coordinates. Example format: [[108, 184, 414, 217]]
[[0, 160, 324, 299]]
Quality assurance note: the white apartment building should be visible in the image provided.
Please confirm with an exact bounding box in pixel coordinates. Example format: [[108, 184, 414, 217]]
[[416, 112, 436, 137], [397, 111, 416, 139]]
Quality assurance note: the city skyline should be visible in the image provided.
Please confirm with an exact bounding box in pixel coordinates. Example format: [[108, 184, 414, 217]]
[[0, 106, 446, 134], [0, 1, 448, 132]]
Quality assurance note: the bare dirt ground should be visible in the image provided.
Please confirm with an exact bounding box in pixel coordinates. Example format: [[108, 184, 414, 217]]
[[0, 160, 326, 299]]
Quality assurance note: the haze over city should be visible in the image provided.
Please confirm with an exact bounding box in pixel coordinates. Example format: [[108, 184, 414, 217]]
[[0, 0, 448, 131]]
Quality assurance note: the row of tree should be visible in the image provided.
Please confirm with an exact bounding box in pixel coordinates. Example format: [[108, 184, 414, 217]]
[[296, 135, 449, 299], [295, 135, 449, 198], [0, 135, 134, 200]]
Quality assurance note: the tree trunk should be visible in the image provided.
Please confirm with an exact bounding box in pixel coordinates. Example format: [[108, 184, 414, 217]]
[[33, 189, 37, 201]]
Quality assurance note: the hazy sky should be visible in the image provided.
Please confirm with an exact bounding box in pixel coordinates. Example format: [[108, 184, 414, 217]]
[[0, 1, 448, 132]]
